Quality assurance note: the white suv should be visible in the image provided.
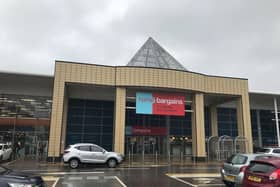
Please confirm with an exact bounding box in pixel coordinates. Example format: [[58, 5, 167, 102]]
[[256, 147, 280, 157], [0, 143, 12, 161], [63, 143, 124, 169]]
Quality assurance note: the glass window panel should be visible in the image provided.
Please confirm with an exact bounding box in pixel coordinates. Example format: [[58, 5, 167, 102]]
[[67, 125, 83, 133], [66, 99, 114, 149], [77, 146, 90, 152], [91, 146, 103, 152]]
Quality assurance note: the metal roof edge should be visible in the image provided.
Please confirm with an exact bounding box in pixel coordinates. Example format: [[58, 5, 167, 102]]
[[0, 70, 53, 78]]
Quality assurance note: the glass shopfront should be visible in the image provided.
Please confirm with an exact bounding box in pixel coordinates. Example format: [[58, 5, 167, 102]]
[[125, 100, 193, 163], [0, 94, 51, 159], [66, 99, 114, 151]]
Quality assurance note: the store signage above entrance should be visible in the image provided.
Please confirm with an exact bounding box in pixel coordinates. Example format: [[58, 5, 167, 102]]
[[136, 92, 185, 116], [131, 126, 167, 136]]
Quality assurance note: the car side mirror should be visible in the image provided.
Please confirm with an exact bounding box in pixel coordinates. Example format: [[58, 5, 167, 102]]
[[102, 149, 106, 154]]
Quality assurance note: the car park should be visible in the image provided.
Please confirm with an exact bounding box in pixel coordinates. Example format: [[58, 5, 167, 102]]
[[0, 165, 46, 187], [63, 143, 124, 169], [220, 153, 276, 187], [0, 143, 12, 161], [243, 157, 280, 187]]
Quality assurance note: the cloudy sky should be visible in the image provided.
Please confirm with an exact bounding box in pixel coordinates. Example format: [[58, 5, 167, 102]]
[[0, 0, 279, 93]]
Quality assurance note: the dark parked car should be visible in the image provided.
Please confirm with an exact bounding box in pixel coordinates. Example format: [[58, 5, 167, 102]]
[[243, 157, 280, 187], [0, 165, 46, 187], [0, 181, 9, 187]]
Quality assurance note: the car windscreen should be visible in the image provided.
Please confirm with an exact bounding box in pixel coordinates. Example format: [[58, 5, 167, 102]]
[[257, 148, 271, 153], [0, 146, 2, 150], [226, 154, 247, 164], [247, 162, 276, 173]]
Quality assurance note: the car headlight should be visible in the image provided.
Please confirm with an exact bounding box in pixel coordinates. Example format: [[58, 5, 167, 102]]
[[8, 183, 34, 187]]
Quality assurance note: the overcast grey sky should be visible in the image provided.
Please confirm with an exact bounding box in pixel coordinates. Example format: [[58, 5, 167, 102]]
[[0, 0, 279, 93]]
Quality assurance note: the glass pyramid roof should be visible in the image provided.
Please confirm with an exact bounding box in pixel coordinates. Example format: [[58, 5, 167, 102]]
[[127, 37, 187, 71]]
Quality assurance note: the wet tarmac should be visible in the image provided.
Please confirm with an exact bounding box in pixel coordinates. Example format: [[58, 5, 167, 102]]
[[4, 159, 226, 187]]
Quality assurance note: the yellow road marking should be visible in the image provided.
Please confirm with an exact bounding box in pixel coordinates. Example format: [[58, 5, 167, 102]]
[[42, 176, 59, 181], [42, 176, 60, 187]]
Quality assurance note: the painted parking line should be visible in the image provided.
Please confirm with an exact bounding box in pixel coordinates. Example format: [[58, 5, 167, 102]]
[[68, 176, 83, 180], [166, 173, 224, 187], [95, 167, 151, 171], [114, 176, 127, 187], [169, 175, 196, 187], [52, 177, 60, 187], [179, 167, 220, 170], [39, 171, 104, 175], [42, 176, 60, 187], [59, 175, 127, 187], [167, 173, 221, 178], [86, 176, 99, 180], [104, 176, 115, 179]]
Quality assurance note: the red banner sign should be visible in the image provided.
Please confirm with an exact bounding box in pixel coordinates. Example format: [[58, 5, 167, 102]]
[[152, 93, 185, 116], [132, 126, 167, 136]]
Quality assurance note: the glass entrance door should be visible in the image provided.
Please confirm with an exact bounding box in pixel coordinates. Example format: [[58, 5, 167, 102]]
[[126, 136, 166, 164], [23, 133, 48, 160]]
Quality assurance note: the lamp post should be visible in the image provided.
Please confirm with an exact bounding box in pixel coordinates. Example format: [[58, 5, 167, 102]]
[[274, 98, 280, 147], [12, 106, 17, 159], [12, 104, 20, 159]]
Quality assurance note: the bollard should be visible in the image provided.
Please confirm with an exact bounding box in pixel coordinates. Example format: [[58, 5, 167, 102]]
[[168, 151, 171, 165], [142, 149, 144, 164], [131, 145, 134, 165], [155, 151, 158, 165], [128, 151, 131, 166]]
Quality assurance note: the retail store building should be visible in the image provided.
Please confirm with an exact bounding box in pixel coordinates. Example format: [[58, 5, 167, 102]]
[[0, 38, 279, 162]]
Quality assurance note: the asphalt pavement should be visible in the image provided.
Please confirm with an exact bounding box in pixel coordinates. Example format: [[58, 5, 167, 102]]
[[4, 159, 226, 187]]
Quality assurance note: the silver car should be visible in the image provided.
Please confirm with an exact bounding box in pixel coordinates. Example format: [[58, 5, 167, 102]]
[[63, 143, 124, 169], [220, 153, 272, 187], [256, 147, 280, 157]]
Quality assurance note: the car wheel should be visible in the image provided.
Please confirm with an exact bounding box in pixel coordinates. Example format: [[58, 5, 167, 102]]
[[69, 158, 79, 169], [107, 158, 117, 168]]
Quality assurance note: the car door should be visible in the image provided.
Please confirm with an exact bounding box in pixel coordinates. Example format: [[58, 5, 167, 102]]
[[90, 145, 106, 163], [77, 145, 94, 163]]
